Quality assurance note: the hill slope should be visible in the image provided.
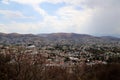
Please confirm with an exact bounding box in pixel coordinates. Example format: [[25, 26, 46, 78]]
[[0, 32, 120, 45]]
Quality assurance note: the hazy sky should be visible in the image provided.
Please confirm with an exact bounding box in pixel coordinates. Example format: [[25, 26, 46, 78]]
[[0, 0, 120, 36]]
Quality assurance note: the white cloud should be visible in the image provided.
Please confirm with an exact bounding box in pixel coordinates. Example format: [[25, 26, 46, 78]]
[[54, 6, 93, 33], [0, 22, 41, 34], [0, 0, 94, 34], [11, 0, 84, 5], [32, 5, 48, 17], [1, 0, 9, 4], [11, 0, 44, 5], [0, 10, 34, 19], [0, 24, 9, 32], [10, 0, 85, 17], [1, 0, 120, 36], [82, 0, 120, 35]]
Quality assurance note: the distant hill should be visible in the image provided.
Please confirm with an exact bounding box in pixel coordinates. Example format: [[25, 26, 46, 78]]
[[38, 33, 92, 38], [0, 33, 43, 45], [0, 32, 120, 45], [38, 33, 96, 41], [38, 33, 120, 42]]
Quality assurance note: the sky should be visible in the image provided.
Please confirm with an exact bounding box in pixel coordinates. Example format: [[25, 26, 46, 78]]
[[0, 0, 120, 37]]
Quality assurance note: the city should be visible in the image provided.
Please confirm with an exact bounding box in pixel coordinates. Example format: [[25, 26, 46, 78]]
[[0, 33, 120, 80]]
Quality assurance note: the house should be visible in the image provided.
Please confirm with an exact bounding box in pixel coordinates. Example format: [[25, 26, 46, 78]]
[[27, 45, 36, 48]]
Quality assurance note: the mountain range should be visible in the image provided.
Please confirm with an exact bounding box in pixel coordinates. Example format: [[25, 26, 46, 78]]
[[0, 32, 120, 45]]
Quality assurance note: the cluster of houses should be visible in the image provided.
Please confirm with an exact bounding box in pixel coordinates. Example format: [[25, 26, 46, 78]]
[[0, 44, 120, 67]]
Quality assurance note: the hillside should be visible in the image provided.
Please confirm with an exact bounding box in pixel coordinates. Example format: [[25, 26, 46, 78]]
[[0, 32, 120, 46]]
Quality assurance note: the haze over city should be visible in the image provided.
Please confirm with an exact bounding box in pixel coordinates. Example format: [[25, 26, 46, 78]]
[[0, 0, 120, 37]]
